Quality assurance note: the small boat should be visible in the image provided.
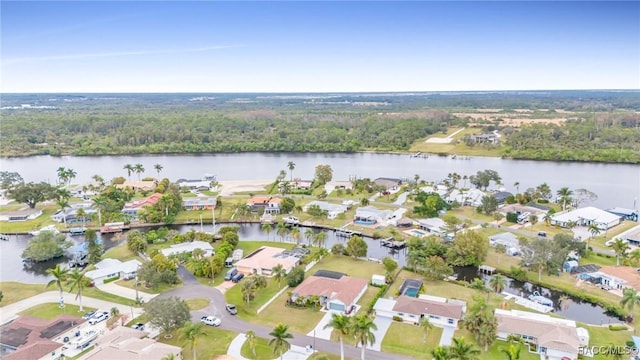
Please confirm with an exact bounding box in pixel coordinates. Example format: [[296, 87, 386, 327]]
[[69, 226, 87, 235], [28, 225, 60, 236], [0, 234, 9, 241], [528, 291, 554, 307]]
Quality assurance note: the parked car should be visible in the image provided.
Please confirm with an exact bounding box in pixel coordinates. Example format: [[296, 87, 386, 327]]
[[226, 304, 238, 315], [81, 311, 96, 320], [131, 323, 145, 331], [200, 315, 222, 327], [231, 273, 244, 283], [538, 231, 547, 237], [88, 311, 110, 325]]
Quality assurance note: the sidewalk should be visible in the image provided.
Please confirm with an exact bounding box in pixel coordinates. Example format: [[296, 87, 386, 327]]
[[96, 282, 157, 303], [0, 291, 144, 324]]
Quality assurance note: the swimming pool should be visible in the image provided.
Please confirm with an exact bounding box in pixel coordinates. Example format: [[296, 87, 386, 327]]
[[404, 229, 428, 237], [354, 220, 376, 225], [404, 287, 420, 297]]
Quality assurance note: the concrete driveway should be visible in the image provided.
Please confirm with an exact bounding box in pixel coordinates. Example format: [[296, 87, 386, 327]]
[[307, 310, 337, 340], [439, 325, 455, 346], [367, 316, 393, 351]]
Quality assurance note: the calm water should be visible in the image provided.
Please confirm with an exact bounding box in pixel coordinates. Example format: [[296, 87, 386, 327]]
[[2, 153, 639, 209], [454, 266, 624, 325]]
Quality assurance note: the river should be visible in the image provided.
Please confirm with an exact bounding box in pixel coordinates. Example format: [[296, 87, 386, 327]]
[[2, 153, 639, 209]]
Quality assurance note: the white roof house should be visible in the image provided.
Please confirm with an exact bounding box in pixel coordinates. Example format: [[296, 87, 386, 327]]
[[303, 201, 348, 219], [551, 206, 622, 230], [489, 232, 521, 256], [446, 189, 486, 207], [160, 241, 214, 258], [354, 206, 395, 226], [177, 178, 212, 190], [85, 259, 142, 284], [417, 218, 446, 235]]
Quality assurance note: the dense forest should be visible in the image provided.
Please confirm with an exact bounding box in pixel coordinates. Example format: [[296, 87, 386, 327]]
[[1, 91, 639, 163]]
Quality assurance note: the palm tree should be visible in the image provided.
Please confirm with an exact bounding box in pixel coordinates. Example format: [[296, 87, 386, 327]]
[[449, 337, 481, 360], [489, 274, 507, 295], [612, 239, 630, 266], [499, 342, 522, 360], [65, 168, 77, 185], [261, 223, 272, 240], [242, 280, 257, 305], [419, 317, 433, 343], [66, 268, 89, 311], [476, 319, 497, 352], [323, 313, 351, 360], [620, 287, 640, 321], [629, 250, 640, 267], [557, 187, 573, 211], [290, 227, 301, 245], [245, 330, 257, 358], [56, 197, 70, 227], [351, 314, 377, 360], [272, 264, 286, 288], [75, 208, 86, 227], [161, 354, 176, 360], [57, 167, 67, 185], [431, 346, 450, 360], [46, 264, 70, 302], [134, 163, 145, 180], [287, 161, 296, 182], [269, 323, 294, 360], [154, 163, 163, 178], [314, 231, 327, 249], [179, 322, 207, 360], [276, 222, 287, 242], [305, 228, 315, 246], [513, 181, 519, 195], [123, 164, 134, 180], [587, 223, 601, 249]]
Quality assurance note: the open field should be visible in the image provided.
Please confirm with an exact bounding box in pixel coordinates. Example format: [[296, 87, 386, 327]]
[[19, 303, 97, 320]]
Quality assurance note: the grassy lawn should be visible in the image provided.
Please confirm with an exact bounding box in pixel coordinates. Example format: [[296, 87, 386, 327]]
[[308, 353, 351, 360], [590, 221, 639, 248], [580, 324, 635, 360], [83, 286, 139, 306], [381, 322, 443, 359], [241, 336, 274, 360], [448, 207, 495, 223], [355, 287, 380, 316], [581, 251, 617, 267], [160, 326, 237, 360], [454, 328, 540, 360], [0, 205, 61, 233], [0, 281, 47, 305], [522, 222, 572, 238], [186, 298, 210, 310], [103, 244, 140, 261], [226, 276, 285, 317], [19, 303, 96, 319], [116, 278, 179, 294], [308, 255, 385, 280], [250, 290, 325, 334], [236, 241, 293, 254]]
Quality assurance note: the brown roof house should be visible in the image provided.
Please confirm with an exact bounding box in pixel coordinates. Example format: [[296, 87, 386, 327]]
[[234, 246, 300, 276], [247, 196, 282, 214], [293, 270, 368, 313], [581, 266, 640, 292], [374, 295, 465, 333], [0, 315, 88, 360], [495, 309, 589, 360]]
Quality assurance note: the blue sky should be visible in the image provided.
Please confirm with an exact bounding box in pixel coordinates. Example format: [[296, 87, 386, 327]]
[[1, 1, 638, 93]]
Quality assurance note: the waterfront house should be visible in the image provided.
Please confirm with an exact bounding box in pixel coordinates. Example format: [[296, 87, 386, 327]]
[[373, 178, 402, 191], [51, 202, 96, 224], [0, 209, 43, 222], [446, 188, 486, 207], [292, 270, 368, 312], [580, 266, 640, 292], [0, 315, 88, 360], [489, 232, 521, 256], [177, 176, 215, 191], [85, 258, 142, 285], [417, 218, 447, 236], [468, 132, 500, 144], [234, 246, 299, 276], [121, 193, 163, 220], [291, 179, 314, 190], [247, 196, 282, 214], [498, 204, 548, 222], [551, 206, 621, 230], [182, 197, 216, 210], [160, 241, 214, 258], [620, 225, 640, 246], [354, 206, 395, 226], [115, 180, 157, 192], [303, 201, 348, 219], [495, 309, 588, 360], [492, 191, 513, 204], [373, 295, 465, 328], [607, 207, 639, 222]]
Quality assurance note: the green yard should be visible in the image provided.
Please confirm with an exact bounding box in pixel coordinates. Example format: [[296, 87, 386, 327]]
[[248, 289, 325, 334], [381, 322, 443, 359], [0, 281, 48, 305], [308, 254, 385, 280], [159, 326, 237, 360], [19, 303, 97, 320], [241, 336, 274, 360], [103, 244, 140, 261], [225, 276, 285, 318]]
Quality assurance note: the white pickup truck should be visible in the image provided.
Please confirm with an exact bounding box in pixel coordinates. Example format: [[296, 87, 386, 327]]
[[282, 216, 300, 225]]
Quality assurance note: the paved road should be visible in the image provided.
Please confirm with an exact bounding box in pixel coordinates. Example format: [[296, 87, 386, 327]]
[[157, 283, 412, 360]]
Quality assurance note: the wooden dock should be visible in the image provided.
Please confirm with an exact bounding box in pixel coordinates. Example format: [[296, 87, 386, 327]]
[[478, 265, 496, 275], [380, 237, 407, 250]]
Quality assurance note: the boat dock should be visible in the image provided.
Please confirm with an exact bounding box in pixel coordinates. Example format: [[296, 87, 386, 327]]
[[334, 228, 362, 238], [502, 292, 554, 313], [478, 265, 496, 275], [380, 237, 407, 250]]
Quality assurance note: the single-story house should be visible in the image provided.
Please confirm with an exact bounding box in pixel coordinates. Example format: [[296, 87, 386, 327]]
[[303, 201, 348, 219], [81, 326, 182, 360], [498, 204, 548, 221], [354, 206, 395, 226], [51, 202, 96, 224], [177, 178, 213, 191], [234, 246, 299, 276], [0, 209, 43, 222], [395, 217, 413, 228], [489, 232, 521, 256], [373, 295, 465, 327], [417, 218, 446, 236], [160, 241, 214, 258], [327, 181, 354, 191], [292, 270, 368, 312], [291, 179, 314, 190], [85, 258, 142, 285], [607, 207, 639, 222], [183, 197, 216, 210], [247, 196, 282, 214], [446, 188, 486, 207], [373, 178, 402, 191], [580, 266, 640, 292], [621, 226, 640, 246], [121, 193, 163, 220], [551, 206, 621, 230], [115, 180, 157, 192], [495, 309, 588, 360], [492, 191, 513, 204], [0, 315, 88, 360]]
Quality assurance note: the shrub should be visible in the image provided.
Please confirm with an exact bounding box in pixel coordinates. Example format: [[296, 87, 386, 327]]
[[286, 267, 305, 287], [366, 284, 388, 314], [392, 316, 403, 322], [608, 324, 628, 331], [509, 266, 528, 282], [331, 244, 346, 255], [103, 275, 121, 284]]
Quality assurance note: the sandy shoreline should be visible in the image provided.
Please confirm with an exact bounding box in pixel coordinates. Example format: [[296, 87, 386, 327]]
[[217, 179, 273, 196]]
